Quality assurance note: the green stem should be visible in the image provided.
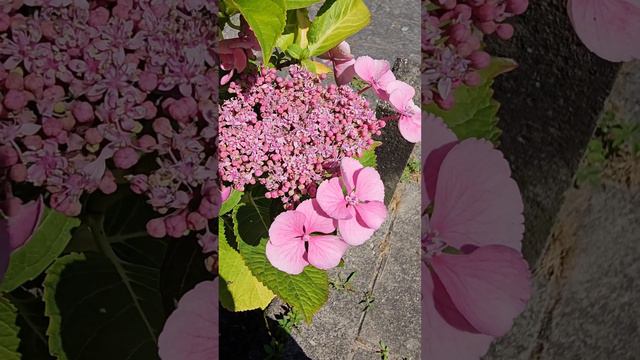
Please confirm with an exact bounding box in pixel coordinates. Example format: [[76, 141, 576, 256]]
[[88, 215, 157, 344]]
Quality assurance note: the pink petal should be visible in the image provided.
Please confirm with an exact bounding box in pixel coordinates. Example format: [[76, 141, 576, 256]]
[[333, 58, 356, 86], [354, 201, 387, 230], [422, 115, 457, 209], [354, 56, 389, 83], [430, 139, 524, 250], [340, 157, 363, 194], [316, 177, 351, 220], [1, 197, 44, 251], [265, 238, 308, 275], [431, 245, 531, 337], [337, 216, 375, 246], [398, 106, 422, 143], [422, 265, 494, 360], [268, 211, 306, 246], [568, 0, 640, 62], [158, 280, 218, 360], [354, 167, 384, 202], [295, 199, 335, 235], [307, 235, 348, 270], [387, 80, 415, 112]]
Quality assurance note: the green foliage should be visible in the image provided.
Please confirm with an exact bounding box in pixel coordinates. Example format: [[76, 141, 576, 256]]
[[225, 0, 287, 62], [329, 270, 356, 292], [286, 0, 322, 9], [308, 0, 371, 56], [219, 218, 275, 311], [6, 289, 52, 360], [358, 290, 375, 312], [423, 57, 517, 143], [0, 296, 20, 360], [0, 208, 80, 292], [377, 340, 390, 360], [401, 157, 421, 182], [358, 141, 381, 168]]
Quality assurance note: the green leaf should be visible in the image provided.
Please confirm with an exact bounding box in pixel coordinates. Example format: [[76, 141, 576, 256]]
[[301, 59, 332, 74], [237, 238, 329, 323], [0, 208, 80, 292], [286, 0, 322, 9], [227, 0, 287, 62], [43, 210, 167, 360], [7, 289, 53, 360], [219, 218, 274, 311], [235, 188, 277, 245], [220, 189, 244, 217], [308, 0, 371, 56], [0, 296, 20, 360], [357, 141, 382, 168]]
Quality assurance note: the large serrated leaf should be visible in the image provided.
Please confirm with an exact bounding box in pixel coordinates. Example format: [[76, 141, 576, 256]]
[[227, 0, 287, 62], [0, 208, 80, 292], [0, 296, 20, 360], [237, 238, 328, 323], [308, 0, 371, 56], [286, 0, 321, 9], [219, 218, 274, 312]]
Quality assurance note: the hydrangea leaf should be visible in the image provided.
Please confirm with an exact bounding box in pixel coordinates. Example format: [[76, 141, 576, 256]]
[[227, 0, 287, 62], [7, 288, 52, 360], [357, 141, 382, 168], [43, 213, 167, 360], [219, 189, 243, 217], [219, 218, 275, 311], [234, 188, 278, 245], [0, 296, 21, 360], [286, 0, 322, 9], [308, 0, 371, 57], [0, 208, 80, 292], [423, 58, 516, 143], [237, 237, 329, 323]]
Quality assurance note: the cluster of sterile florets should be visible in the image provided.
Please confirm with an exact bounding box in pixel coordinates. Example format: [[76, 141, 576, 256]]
[[0, 1, 219, 243], [218, 65, 385, 208], [422, 0, 528, 108]]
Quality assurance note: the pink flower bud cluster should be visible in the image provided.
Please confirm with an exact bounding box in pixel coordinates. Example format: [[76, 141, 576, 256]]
[[422, 0, 528, 108], [218, 66, 385, 208], [0, 1, 219, 242]]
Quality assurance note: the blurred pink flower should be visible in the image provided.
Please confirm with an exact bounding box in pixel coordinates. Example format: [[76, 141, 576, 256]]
[[422, 117, 531, 359], [266, 199, 348, 275], [354, 56, 396, 100], [317, 157, 386, 246], [158, 279, 218, 360], [568, 0, 640, 62], [0, 196, 44, 281], [320, 41, 357, 86], [386, 80, 421, 143]]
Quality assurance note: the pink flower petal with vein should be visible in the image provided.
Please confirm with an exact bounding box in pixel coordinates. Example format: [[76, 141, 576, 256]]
[[431, 245, 531, 337], [422, 115, 458, 209], [338, 216, 375, 246], [568, 0, 640, 62], [1, 196, 44, 250], [398, 105, 422, 143], [307, 235, 348, 270], [158, 280, 218, 360], [422, 265, 493, 360], [354, 56, 396, 100], [317, 177, 352, 220], [353, 167, 384, 202], [266, 238, 308, 275], [354, 201, 387, 229], [295, 199, 335, 235], [268, 211, 306, 246], [430, 139, 524, 250], [340, 157, 363, 194]]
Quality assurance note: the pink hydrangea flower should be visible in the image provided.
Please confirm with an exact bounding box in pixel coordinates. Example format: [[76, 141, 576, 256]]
[[158, 279, 218, 360], [422, 117, 531, 359], [567, 0, 640, 62], [354, 56, 396, 100], [386, 80, 422, 143], [266, 199, 348, 275], [317, 157, 387, 246], [0, 196, 44, 281], [320, 41, 357, 86]]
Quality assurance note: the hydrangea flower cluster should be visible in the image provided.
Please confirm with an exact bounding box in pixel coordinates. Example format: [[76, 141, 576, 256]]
[[266, 157, 387, 275], [0, 1, 220, 243], [218, 65, 385, 208], [422, 0, 528, 108], [421, 115, 531, 359]]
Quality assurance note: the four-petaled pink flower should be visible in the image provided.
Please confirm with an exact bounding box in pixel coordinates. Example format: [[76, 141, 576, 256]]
[[267, 199, 348, 275], [317, 157, 387, 246], [354, 56, 396, 100], [387, 80, 421, 143], [421, 116, 531, 360]]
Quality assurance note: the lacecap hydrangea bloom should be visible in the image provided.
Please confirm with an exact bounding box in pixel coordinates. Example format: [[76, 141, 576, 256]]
[[0, 0, 220, 244], [218, 65, 385, 208]]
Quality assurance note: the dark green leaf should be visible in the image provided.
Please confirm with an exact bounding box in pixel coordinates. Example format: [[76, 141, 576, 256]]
[[0, 296, 20, 360]]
